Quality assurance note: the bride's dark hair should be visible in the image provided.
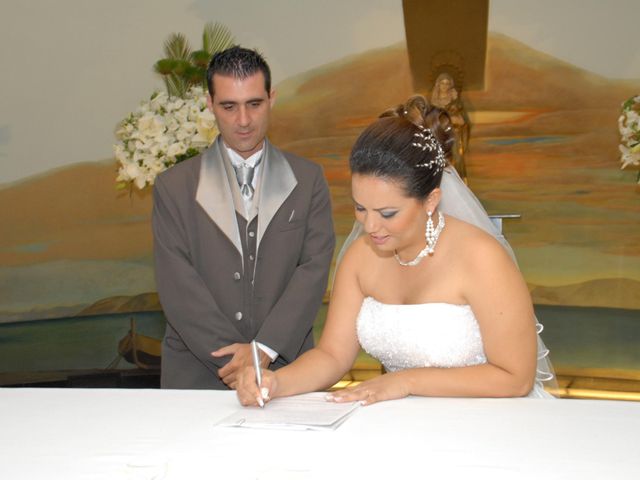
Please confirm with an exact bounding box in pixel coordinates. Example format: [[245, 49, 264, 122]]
[[349, 95, 455, 199]]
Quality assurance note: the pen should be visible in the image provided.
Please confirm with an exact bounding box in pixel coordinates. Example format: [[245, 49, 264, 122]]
[[250, 340, 264, 407]]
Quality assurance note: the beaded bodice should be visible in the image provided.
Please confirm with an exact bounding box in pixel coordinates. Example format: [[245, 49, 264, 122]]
[[356, 296, 487, 372]]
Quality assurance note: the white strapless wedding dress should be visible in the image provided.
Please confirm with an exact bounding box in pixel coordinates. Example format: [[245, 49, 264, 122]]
[[356, 296, 552, 398]]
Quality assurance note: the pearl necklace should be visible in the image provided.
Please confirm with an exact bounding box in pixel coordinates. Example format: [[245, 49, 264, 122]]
[[394, 212, 445, 267]]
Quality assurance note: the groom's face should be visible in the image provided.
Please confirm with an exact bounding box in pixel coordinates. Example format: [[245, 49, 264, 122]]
[[207, 71, 276, 159]]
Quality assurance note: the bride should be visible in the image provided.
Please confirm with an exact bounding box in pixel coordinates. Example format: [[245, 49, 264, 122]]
[[237, 95, 554, 406]]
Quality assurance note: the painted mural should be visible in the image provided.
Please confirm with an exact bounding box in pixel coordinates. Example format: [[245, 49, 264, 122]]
[[1, 1, 639, 380]]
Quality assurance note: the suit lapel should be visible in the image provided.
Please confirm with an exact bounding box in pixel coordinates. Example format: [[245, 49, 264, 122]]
[[256, 139, 297, 250], [196, 136, 244, 259]]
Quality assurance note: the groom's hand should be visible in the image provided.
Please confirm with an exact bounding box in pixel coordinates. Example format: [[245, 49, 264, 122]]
[[211, 343, 270, 389]]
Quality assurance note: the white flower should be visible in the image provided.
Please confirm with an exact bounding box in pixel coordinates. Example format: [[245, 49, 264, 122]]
[[193, 109, 218, 145], [165, 117, 180, 133], [175, 122, 197, 142], [619, 95, 640, 182], [167, 98, 184, 112], [133, 175, 147, 190], [122, 162, 142, 181], [620, 145, 640, 169], [114, 86, 219, 189], [188, 104, 201, 120], [173, 108, 189, 125], [138, 113, 166, 138], [167, 142, 187, 158], [114, 144, 130, 163], [196, 109, 216, 130]]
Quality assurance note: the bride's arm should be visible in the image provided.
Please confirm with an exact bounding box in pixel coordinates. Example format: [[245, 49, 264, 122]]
[[236, 240, 365, 405], [330, 234, 537, 404], [446, 232, 538, 397]]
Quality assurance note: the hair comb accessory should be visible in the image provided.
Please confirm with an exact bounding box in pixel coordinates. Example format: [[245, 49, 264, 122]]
[[411, 125, 446, 172]]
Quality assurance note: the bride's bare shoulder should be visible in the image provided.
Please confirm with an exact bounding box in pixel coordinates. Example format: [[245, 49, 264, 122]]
[[444, 215, 510, 260], [339, 234, 373, 265], [444, 217, 522, 289], [338, 234, 390, 275]]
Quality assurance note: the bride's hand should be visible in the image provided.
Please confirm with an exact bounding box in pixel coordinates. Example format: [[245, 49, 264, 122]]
[[236, 366, 278, 407], [326, 371, 410, 406]]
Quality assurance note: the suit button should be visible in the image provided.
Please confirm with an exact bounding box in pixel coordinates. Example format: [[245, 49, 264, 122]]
[[234, 312, 243, 321], [233, 272, 241, 280], [249, 231, 255, 238], [249, 254, 255, 261]]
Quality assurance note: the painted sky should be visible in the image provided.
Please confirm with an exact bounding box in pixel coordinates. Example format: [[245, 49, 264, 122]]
[[489, 0, 640, 79], [0, 0, 638, 184]]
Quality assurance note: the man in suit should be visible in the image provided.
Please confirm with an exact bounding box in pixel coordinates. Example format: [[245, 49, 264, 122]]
[[152, 46, 335, 389]]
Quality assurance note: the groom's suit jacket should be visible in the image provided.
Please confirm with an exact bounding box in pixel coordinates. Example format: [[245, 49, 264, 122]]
[[152, 136, 335, 389]]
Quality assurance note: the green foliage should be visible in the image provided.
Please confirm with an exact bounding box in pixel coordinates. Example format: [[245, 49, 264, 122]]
[[163, 33, 191, 60], [202, 22, 234, 57], [153, 22, 235, 98], [623, 98, 635, 111], [175, 147, 201, 164], [190, 50, 211, 68]]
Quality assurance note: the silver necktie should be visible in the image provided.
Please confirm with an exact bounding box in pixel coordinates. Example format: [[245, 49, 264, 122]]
[[233, 159, 261, 200]]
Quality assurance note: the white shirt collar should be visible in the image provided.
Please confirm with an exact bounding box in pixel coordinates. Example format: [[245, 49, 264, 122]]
[[224, 142, 264, 168]]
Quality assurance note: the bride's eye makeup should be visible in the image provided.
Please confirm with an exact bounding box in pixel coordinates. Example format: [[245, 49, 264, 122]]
[[353, 200, 398, 219]]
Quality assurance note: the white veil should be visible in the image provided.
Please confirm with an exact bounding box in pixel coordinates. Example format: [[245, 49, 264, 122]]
[[337, 166, 556, 389]]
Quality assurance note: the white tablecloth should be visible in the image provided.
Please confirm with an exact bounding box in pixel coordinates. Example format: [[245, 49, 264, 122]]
[[1, 388, 638, 479]]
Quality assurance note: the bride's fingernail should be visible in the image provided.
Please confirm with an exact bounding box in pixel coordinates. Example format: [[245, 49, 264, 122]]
[[325, 393, 334, 401]]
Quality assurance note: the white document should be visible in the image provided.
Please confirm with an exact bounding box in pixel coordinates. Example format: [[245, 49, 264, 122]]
[[216, 392, 360, 431]]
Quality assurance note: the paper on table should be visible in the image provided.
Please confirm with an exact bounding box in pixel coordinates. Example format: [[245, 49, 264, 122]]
[[216, 392, 360, 431]]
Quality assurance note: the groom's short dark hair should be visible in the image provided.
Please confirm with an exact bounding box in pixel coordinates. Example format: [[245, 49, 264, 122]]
[[206, 46, 271, 98]]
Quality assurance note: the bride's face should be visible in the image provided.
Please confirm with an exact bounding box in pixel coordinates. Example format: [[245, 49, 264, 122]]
[[352, 174, 430, 254]]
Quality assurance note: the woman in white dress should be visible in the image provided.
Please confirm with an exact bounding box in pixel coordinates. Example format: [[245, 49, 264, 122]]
[[237, 95, 554, 406]]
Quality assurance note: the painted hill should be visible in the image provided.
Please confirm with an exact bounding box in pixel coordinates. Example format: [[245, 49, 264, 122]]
[[467, 33, 639, 111], [1, 33, 639, 319], [0, 160, 153, 267], [271, 43, 413, 146], [77, 292, 161, 316], [271, 34, 640, 142]]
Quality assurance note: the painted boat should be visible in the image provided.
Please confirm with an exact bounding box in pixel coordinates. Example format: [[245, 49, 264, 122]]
[[117, 317, 161, 369]]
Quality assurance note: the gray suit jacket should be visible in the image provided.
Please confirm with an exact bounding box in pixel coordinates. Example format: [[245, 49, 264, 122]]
[[152, 137, 335, 389]]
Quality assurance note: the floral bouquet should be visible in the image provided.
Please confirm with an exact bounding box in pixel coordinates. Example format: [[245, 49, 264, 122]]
[[115, 22, 233, 190], [115, 86, 217, 189], [618, 95, 640, 183]]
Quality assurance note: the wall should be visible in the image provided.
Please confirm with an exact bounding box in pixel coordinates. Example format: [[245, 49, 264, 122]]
[[0, 0, 638, 375]]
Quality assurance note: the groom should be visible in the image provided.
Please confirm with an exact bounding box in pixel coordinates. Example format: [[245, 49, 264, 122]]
[[152, 46, 335, 389]]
